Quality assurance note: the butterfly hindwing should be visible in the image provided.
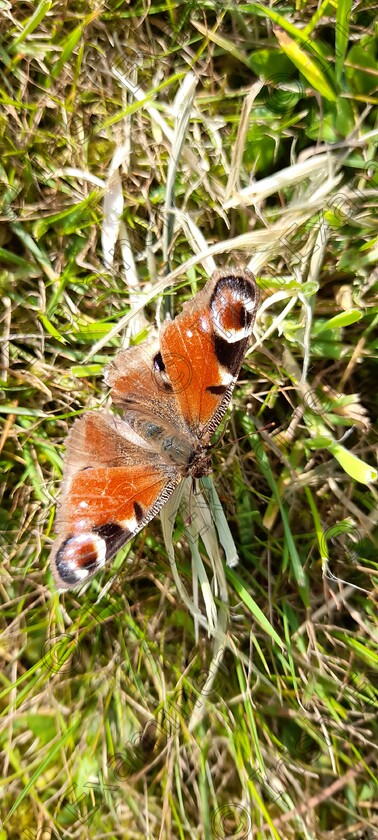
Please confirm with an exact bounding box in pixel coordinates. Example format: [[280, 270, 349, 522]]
[[50, 413, 179, 589]]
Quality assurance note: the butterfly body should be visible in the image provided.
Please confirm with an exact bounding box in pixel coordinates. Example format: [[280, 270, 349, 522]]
[[50, 269, 258, 589]]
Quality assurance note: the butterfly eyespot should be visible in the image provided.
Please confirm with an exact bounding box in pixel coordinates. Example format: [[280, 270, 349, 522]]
[[210, 274, 256, 341], [152, 352, 192, 394], [55, 533, 106, 586]]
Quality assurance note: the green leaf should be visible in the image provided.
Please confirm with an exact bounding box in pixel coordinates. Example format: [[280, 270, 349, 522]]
[[0, 247, 40, 270], [315, 310, 363, 332], [0, 406, 48, 417], [71, 364, 103, 377], [10, 222, 58, 281], [39, 314, 67, 343], [73, 322, 116, 341], [274, 29, 337, 102], [248, 48, 294, 79], [306, 99, 355, 142], [244, 128, 275, 172], [33, 194, 97, 238], [346, 43, 378, 95], [328, 444, 377, 485]]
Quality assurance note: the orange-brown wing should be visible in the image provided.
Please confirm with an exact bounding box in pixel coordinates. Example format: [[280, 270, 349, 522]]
[[159, 269, 258, 437], [50, 412, 179, 590], [104, 337, 191, 439]]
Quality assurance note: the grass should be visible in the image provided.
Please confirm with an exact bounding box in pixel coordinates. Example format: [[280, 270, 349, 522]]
[[1, 1, 378, 838]]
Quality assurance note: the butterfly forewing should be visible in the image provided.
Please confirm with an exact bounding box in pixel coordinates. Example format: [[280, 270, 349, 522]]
[[160, 269, 258, 436]]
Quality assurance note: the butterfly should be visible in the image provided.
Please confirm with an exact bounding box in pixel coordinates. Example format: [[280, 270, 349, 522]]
[[49, 268, 258, 589]]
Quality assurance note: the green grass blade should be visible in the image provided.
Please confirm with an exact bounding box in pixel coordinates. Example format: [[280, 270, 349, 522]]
[[4, 720, 80, 822], [336, 0, 353, 85], [226, 567, 286, 651], [10, 0, 52, 48]]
